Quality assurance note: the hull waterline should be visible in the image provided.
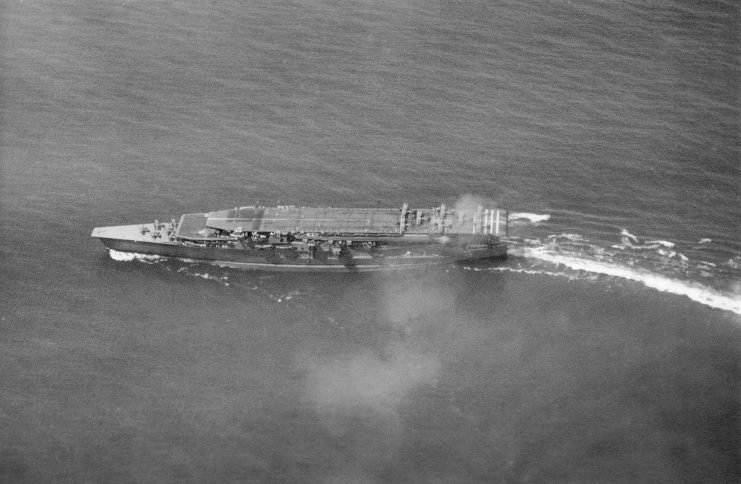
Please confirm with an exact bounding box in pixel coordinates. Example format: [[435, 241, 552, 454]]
[[92, 203, 508, 272]]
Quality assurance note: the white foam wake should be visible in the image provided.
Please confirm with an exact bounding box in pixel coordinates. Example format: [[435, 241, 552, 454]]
[[522, 247, 741, 316], [108, 249, 163, 263], [174, 267, 230, 285], [619, 229, 639, 243], [509, 212, 551, 223], [463, 264, 590, 281], [615, 229, 676, 251]]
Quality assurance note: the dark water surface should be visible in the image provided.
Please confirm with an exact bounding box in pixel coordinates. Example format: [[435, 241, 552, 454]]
[[1, 1, 739, 482]]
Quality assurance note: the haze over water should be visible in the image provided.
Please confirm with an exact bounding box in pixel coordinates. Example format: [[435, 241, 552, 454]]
[[1, 0, 739, 482]]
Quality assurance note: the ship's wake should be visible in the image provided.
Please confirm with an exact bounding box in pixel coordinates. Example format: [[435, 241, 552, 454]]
[[517, 244, 741, 316], [509, 212, 552, 223], [106, 224, 741, 316], [486, 220, 741, 316], [107, 249, 310, 303], [108, 249, 165, 263]]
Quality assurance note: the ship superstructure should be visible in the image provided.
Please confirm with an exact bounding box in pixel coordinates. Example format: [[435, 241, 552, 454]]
[[92, 203, 508, 271]]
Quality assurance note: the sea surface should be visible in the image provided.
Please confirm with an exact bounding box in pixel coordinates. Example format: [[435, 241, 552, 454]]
[[1, 0, 739, 482]]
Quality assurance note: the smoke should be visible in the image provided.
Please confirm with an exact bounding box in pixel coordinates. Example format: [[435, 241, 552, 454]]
[[301, 276, 454, 480], [305, 344, 440, 418], [303, 344, 440, 479], [383, 284, 456, 334], [453, 193, 497, 213]]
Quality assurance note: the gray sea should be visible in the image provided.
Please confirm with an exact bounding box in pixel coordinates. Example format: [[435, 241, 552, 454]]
[[1, 0, 739, 482]]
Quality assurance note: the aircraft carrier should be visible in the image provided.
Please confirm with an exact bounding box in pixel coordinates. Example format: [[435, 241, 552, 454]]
[[91, 203, 508, 271]]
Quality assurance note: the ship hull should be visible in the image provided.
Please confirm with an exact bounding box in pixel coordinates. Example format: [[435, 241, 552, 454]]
[[97, 237, 506, 272], [92, 204, 509, 272]]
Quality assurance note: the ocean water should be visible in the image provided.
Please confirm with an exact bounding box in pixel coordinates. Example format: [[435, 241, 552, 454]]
[[1, 0, 739, 482]]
